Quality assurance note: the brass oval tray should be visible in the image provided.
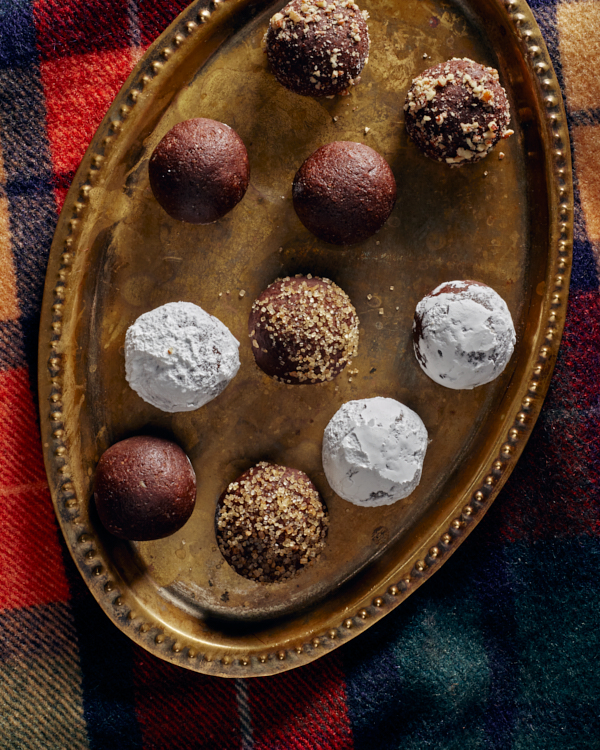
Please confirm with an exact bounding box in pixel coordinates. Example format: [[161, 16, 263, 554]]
[[39, 0, 572, 677]]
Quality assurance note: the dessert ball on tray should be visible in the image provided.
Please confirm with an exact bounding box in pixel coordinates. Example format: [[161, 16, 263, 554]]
[[404, 58, 513, 166], [215, 462, 329, 583], [293, 141, 397, 245], [413, 280, 516, 389], [149, 118, 249, 223], [264, 0, 370, 97], [322, 398, 429, 507], [248, 275, 359, 384], [125, 301, 240, 412], [94, 436, 196, 541]]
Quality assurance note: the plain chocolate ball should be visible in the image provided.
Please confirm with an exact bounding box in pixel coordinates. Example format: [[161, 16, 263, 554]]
[[148, 118, 250, 224], [292, 141, 396, 245], [94, 436, 196, 541]]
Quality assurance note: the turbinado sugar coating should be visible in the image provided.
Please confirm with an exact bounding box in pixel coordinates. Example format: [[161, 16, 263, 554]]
[[215, 462, 329, 583], [248, 275, 359, 384], [264, 0, 370, 97], [293, 141, 397, 245], [404, 58, 513, 165], [413, 280, 516, 389], [148, 118, 249, 223], [94, 436, 196, 541], [322, 398, 428, 506], [125, 301, 240, 412]]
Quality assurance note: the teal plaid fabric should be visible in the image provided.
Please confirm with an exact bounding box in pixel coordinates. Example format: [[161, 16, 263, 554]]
[[0, 0, 598, 748]]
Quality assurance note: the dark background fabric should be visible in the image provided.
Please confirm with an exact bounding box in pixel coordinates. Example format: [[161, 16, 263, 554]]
[[0, 0, 598, 748]]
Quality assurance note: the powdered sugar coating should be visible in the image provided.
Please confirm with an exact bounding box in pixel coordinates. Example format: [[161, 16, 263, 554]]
[[322, 397, 428, 506], [125, 302, 240, 412], [413, 281, 516, 390]]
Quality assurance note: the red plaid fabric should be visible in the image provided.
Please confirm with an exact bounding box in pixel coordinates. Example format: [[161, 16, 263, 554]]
[[0, 0, 598, 748]]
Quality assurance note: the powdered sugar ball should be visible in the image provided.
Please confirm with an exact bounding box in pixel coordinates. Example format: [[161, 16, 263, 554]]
[[125, 302, 240, 412], [322, 397, 428, 507], [413, 280, 516, 390]]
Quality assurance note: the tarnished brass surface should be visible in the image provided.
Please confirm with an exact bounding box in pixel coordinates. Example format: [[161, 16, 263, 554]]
[[39, 0, 572, 676]]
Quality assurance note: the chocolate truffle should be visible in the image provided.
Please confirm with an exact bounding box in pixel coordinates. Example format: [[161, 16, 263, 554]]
[[404, 58, 513, 165], [264, 0, 370, 97], [125, 301, 240, 413], [413, 280, 516, 389], [248, 275, 359, 384], [215, 462, 328, 583], [292, 141, 396, 245], [94, 436, 196, 541], [148, 118, 249, 223], [323, 398, 428, 506]]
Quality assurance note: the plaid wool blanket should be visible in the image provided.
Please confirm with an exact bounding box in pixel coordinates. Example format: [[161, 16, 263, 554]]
[[0, 0, 598, 748]]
